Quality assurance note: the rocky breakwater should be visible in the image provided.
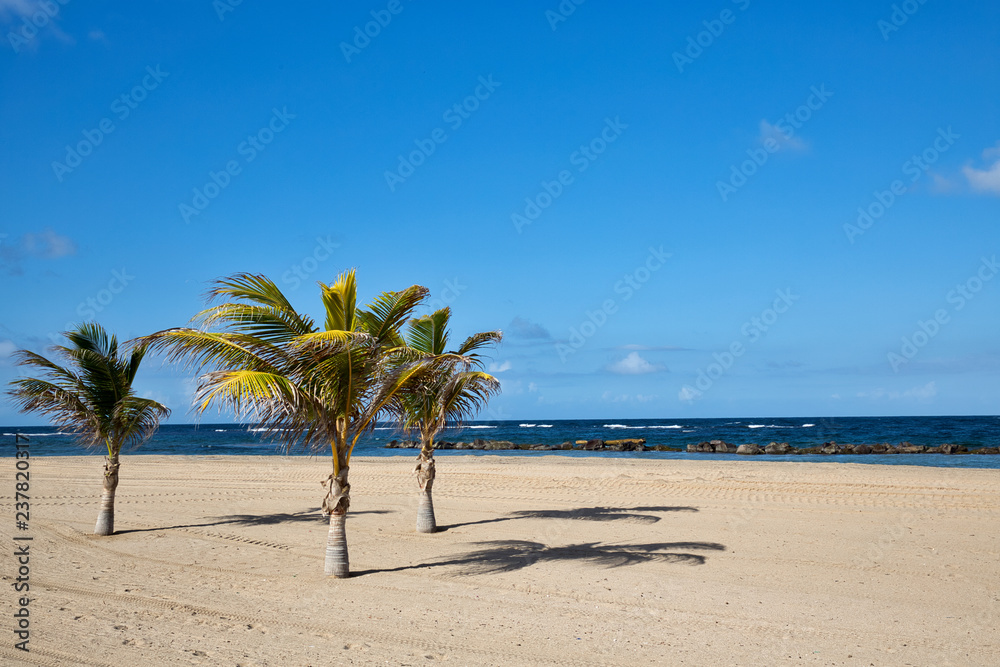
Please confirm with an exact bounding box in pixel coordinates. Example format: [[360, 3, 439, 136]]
[[682, 440, 1000, 456], [384, 438, 683, 452]]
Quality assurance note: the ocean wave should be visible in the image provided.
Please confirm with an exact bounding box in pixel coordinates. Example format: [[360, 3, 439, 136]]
[[2, 432, 68, 437], [519, 423, 536, 427], [604, 424, 683, 429], [466, 426, 497, 429], [802, 423, 816, 428], [748, 424, 794, 429]]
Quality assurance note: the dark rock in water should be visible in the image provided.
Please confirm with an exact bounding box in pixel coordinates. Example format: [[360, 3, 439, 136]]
[[973, 446, 1000, 454], [764, 442, 793, 455], [605, 438, 646, 451], [652, 444, 683, 452], [897, 443, 926, 454], [484, 440, 516, 450], [558, 442, 574, 450], [939, 443, 968, 454], [821, 443, 839, 455], [839, 444, 855, 454], [583, 439, 604, 451], [714, 441, 734, 453], [689, 441, 719, 453], [800, 447, 823, 455], [531, 444, 555, 451], [853, 444, 873, 455], [474, 438, 487, 447], [736, 443, 762, 455]]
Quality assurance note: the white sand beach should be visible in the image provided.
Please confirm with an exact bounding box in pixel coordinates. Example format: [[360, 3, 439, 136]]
[[1, 455, 998, 666]]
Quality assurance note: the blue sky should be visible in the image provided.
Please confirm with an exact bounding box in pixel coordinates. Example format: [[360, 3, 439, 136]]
[[2, 0, 999, 424]]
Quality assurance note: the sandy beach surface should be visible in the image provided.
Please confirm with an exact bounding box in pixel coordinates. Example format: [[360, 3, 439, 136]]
[[1, 455, 997, 666]]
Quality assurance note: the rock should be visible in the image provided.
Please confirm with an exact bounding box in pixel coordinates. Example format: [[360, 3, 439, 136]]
[[973, 447, 1000, 455], [736, 444, 762, 455], [531, 444, 555, 450], [821, 444, 839, 455], [558, 442, 574, 450], [939, 443, 967, 454], [764, 442, 793, 455], [652, 445, 683, 451], [714, 441, 734, 453], [897, 444, 926, 454], [583, 439, 604, 451], [853, 444, 872, 455]]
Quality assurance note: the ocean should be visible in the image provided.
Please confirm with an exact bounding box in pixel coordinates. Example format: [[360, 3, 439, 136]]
[[4, 416, 1000, 469]]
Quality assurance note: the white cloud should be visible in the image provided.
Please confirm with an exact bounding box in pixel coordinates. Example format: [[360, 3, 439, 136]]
[[900, 381, 937, 400], [528, 382, 538, 393], [0, 340, 17, 358], [758, 119, 807, 152], [605, 351, 666, 375], [678, 386, 701, 403], [601, 391, 658, 403], [962, 143, 1000, 195], [489, 360, 511, 373], [857, 381, 937, 401]]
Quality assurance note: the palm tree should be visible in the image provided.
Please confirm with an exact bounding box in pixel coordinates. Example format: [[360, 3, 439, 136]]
[[399, 307, 501, 533], [143, 270, 426, 577], [7, 323, 170, 536]]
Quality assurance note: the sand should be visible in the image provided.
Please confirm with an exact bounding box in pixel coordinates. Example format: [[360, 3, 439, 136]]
[[1, 454, 997, 666]]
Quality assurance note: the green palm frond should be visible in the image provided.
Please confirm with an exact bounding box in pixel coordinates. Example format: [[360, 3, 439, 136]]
[[321, 269, 358, 332], [6, 324, 170, 455]]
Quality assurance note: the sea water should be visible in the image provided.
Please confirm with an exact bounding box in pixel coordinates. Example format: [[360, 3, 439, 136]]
[[4, 416, 1000, 469]]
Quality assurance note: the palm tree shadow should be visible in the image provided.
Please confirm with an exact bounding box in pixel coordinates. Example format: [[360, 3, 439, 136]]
[[353, 539, 725, 577], [115, 508, 394, 534], [439, 505, 698, 531]]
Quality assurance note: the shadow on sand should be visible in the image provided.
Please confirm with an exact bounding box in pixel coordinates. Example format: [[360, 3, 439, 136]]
[[353, 539, 725, 577], [438, 505, 698, 531], [115, 508, 394, 534]]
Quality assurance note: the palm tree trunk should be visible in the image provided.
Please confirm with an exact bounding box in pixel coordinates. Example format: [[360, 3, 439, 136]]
[[94, 455, 120, 536], [415, 446, 436, 533], [323, 466, 351, 577]]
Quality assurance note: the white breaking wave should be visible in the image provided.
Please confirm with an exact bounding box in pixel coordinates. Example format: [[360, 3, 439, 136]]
[[519, 423, 536, 427], [748, 424, 793, 429], [467, 426, 497, 429], [604, 424, 683, 429], [3, 432, 68, 437], [802, 423, 816, 428]]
